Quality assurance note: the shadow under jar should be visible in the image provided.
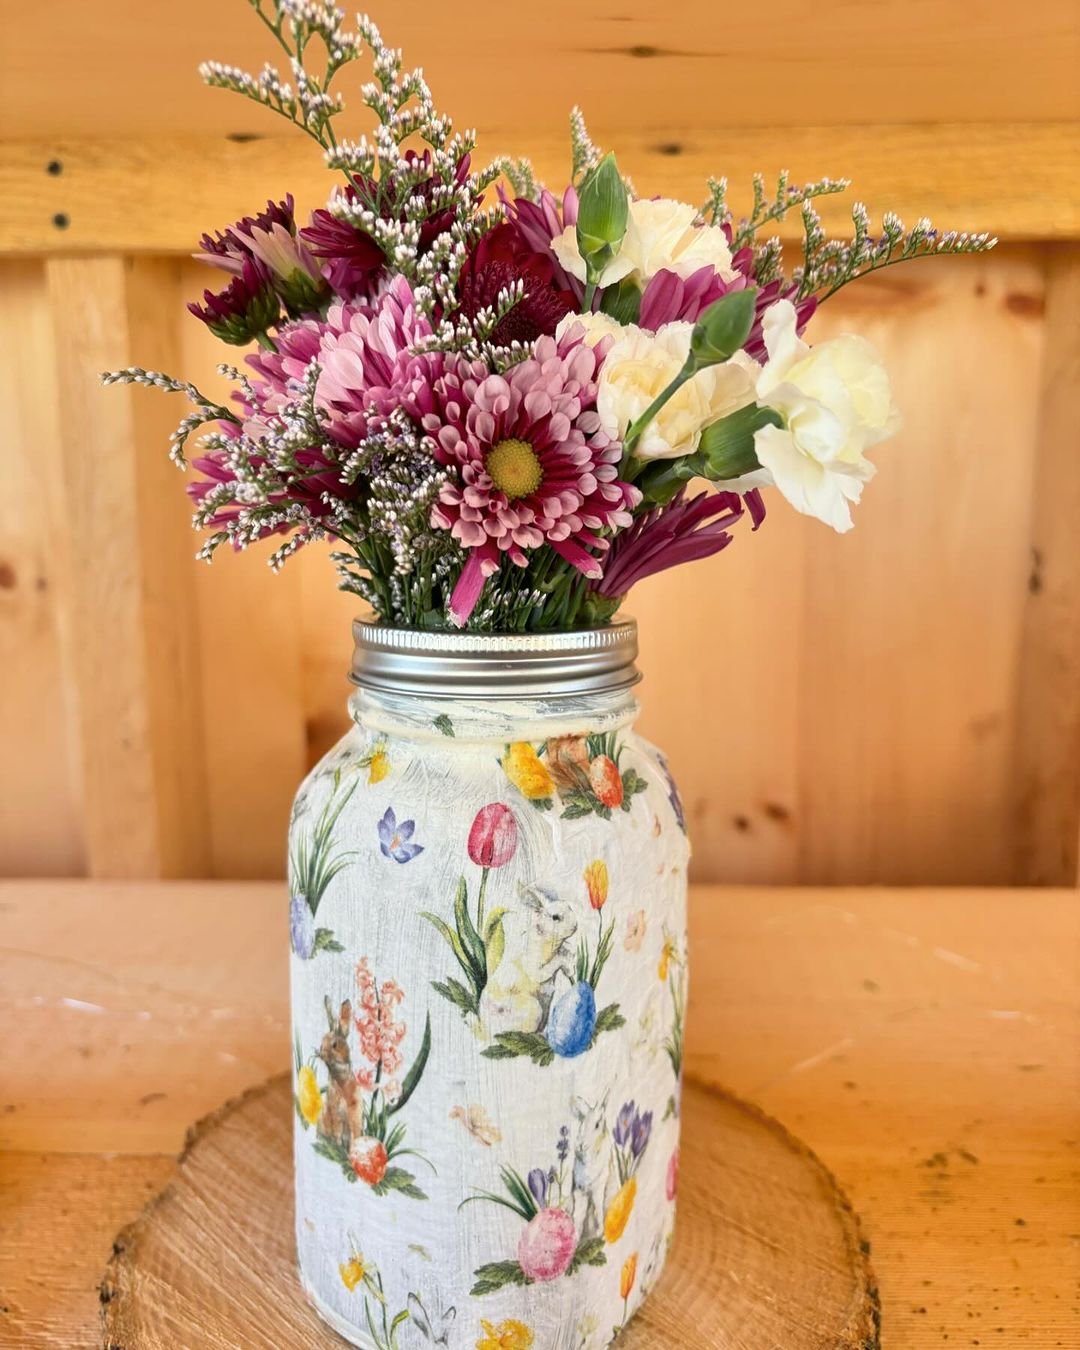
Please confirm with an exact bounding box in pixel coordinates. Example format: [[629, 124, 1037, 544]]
[[288, 620, 689, 1349]]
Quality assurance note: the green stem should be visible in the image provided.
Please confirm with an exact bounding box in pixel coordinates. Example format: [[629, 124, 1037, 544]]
[[476, 867, 490, 935], [582, 280, 597, 312], [622, 364, 694, 459]]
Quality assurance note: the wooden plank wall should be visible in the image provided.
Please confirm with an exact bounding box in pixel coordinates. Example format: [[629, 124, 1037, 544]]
[[3, 241, 1077, 886], [1, 0, 1078, 886]]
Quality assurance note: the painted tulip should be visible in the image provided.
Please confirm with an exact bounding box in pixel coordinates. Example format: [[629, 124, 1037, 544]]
[[502, 743, 555, 801], [545, 980, 597, 1058], [468, 803, 519, 869], [367, 747, 390, 784], [516, 1206, 577, 1281], [583, 858, 609, 910], [349, 1136, 389, 1185], [620, 1251, 638, 1300], [589, 755, 624, 808], [666, 1147, 680, 1202], [296, 1064, 322, 1126], [604, 1175, 637, 1243]]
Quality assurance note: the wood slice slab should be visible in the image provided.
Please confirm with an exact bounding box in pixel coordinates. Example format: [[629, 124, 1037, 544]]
[[100, 1076, 880, 1350]]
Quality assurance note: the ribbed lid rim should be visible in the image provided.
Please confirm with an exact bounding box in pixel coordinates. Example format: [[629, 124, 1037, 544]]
[[350, 619, 640, 699]]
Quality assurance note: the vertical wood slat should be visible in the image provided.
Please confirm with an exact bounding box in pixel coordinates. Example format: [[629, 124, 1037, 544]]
[[1012, 243, 1080, 884], [0, 262, 84, 874], [45, 256, 210, 877], [175, 264, 309, 880]]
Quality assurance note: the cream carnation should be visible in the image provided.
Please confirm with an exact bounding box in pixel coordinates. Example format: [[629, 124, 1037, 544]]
[[597, 322, 757, 461], [749, 300, 900, 532], [550, 197, 737, 289], [555, 311, 628, 347]]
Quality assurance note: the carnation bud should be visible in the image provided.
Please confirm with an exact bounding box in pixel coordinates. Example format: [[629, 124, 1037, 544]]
[[575, 153, 629, 285], [695, 402, 782, 480], [688, 288, 758, 369]]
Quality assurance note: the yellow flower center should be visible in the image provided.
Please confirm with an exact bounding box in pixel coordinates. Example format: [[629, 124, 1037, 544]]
[[486, 438, 543, 500]]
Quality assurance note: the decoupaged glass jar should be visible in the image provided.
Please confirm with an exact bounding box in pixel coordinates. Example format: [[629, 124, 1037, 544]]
[[288, 620, 689, 1349]]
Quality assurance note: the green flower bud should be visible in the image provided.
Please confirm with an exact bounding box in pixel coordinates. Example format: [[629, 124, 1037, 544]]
[[688, 288, 758, 369], [695, 403, 781, 479], [576, 153, 629, 283]]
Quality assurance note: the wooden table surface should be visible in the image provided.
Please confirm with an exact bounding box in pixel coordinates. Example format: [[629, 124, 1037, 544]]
[[1, 881, 1076, 1348]]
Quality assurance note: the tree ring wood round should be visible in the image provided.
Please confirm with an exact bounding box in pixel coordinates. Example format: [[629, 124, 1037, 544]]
[[100, 1075, 880, 1349]]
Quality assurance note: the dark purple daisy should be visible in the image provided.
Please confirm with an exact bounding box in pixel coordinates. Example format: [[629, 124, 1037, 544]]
[[594, 488, 765, 600], [187, 257, 281, 346]]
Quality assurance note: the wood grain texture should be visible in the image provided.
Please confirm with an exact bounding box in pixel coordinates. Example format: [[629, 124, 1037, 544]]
[[2, 0, 1078, 138], [44, 257, 210, 878], [1, 881, 1076, 1347], [1011, 244, 1080, 884], [98, 1075, 878, 1350], [2, 244, 1076, 884], [0, 263, 83, 875], [2, 123, 1077, 256]]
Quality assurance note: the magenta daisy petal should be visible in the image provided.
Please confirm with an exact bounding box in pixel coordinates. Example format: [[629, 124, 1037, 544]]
[[406, 330, 640, 625]]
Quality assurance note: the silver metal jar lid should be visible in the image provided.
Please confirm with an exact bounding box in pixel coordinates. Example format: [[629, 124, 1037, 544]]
[[350, 620, 640, 700]]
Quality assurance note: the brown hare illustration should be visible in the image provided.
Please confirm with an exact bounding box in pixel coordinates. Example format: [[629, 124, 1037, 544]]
[[316, 996, 364, 1149]]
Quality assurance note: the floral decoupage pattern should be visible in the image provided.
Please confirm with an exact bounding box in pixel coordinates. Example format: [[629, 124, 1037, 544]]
[[295, 957, 433, 1199], [501, 733, 648, 820], [288, 708, 688, 1348]]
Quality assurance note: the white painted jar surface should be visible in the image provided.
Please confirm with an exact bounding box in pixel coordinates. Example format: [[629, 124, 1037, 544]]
[[289, 622, 689, 1349]]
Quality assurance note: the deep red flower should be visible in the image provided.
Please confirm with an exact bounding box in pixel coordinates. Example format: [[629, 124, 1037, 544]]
[[455, 222, 576, 346]]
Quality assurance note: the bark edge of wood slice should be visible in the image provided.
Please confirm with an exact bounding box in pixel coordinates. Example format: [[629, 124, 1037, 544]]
[[99, 1075, 880, 1350]]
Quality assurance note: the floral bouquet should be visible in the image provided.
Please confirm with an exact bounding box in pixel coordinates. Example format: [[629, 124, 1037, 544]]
[[105, 1, 994, 631]]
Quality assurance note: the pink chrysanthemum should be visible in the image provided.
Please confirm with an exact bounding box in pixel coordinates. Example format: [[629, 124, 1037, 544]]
[[245, 276, 433, 448], [408, 328, 640, 625]]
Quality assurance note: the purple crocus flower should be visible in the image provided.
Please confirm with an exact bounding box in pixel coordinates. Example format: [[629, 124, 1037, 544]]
[[613, 1101, 637, 1148], [527, 1167, 549, 1208], [594, 488, 765, 600], [377, 807, 424, 864], [631, 1109, 653, 1159]]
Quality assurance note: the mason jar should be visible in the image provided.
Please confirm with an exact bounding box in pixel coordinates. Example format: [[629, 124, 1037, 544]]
[[288, 620, 689, 1349]]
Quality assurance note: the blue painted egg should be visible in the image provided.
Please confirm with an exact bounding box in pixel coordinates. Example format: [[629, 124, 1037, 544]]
[[546, 981, 597, 1058]]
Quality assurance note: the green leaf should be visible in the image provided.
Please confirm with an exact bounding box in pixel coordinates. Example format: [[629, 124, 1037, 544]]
[[313, 928, 343, 953], [388, 1011, 431, 1116], [568, 1235, 608, 1273], [371, 1165, 427, 1200], [433, 713, 455, 737], [470, 1260, 531, 1297], [592, 1004, 626, 1041], [453, 876, 487, 981], [421, 908, 478, 989], [576, 153, 629, 280], [688, 288, 758, 368], [599, 277, 641, 325], [482, 1031, 555, 1067], [432, 977, 479, 1018], [485, 915, 506, 976], [694, 401, 781, 481]]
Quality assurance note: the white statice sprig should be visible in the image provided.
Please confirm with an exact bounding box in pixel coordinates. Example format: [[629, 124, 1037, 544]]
[[794, 202, 997, 299], [99, 367, 239, 466], [728, 171, 850, 252]]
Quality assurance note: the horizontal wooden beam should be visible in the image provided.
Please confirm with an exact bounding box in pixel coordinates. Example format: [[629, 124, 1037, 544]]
[[2, 123, 1077, 256]]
